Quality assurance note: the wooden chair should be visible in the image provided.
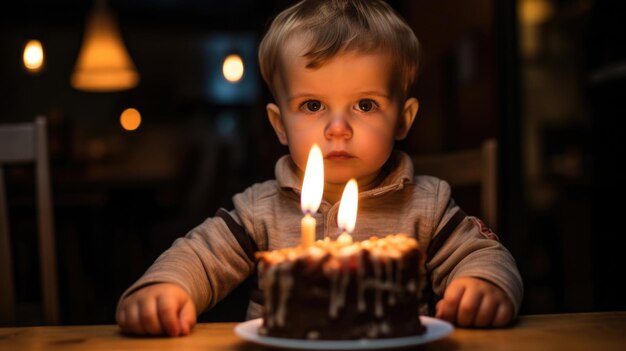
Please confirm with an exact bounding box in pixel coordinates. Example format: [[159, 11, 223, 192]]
[[0, 116, 60, 325], [411, 139, 498, 230]]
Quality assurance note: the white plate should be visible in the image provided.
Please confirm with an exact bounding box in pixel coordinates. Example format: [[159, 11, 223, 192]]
[[234, 316, 453, 350]]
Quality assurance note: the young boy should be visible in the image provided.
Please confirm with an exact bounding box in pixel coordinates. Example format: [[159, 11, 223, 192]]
[[116, 0, 523, 337]]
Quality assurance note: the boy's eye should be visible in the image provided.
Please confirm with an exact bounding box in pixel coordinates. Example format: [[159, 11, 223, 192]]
[[301, 100, 323, 112], [356, 99, 378, 112]]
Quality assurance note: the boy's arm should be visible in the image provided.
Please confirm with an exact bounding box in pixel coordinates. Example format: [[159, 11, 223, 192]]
[[118, 214, 256, 315], [426, 180, 524, 318]]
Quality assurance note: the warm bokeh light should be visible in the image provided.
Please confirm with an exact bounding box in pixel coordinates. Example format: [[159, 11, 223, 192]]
[[23, 39, 44, 73], [222, 54, 244, 82], [301, 144, 324, 214], [518, 0, 556, 58], [120, 108, 141, 131], [71, 3, 139, 92], [337, 179, 358, 234], [519, 0, 554, 25]]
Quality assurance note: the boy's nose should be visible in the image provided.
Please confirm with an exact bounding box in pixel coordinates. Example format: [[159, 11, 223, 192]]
[[324, 114, 353, 140]]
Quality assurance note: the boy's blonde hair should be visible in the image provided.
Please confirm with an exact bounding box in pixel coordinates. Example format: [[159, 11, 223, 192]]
[[258, 0, 421, 99]]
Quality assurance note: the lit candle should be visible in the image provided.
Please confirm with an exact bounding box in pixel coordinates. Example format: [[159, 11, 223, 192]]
[[337, 178, 358, 245], [301, 144, 324, 247]]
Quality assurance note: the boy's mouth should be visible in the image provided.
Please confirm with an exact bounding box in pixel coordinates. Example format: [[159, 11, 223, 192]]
[[325, 150, 354, 160]]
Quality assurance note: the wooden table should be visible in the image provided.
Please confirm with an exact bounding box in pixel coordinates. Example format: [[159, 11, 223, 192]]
[[1, 312, 624, 350]]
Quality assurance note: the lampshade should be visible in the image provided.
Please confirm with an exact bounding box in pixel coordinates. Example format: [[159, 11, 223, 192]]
[[71, 0, 139, 92]]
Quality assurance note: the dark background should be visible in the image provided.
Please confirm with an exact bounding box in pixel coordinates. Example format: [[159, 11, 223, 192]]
[[1, 0, 623, 326]]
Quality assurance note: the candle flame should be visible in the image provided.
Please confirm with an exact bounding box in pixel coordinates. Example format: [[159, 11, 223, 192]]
[[338, 179, 358, 234], [301, 144, 324, 214]]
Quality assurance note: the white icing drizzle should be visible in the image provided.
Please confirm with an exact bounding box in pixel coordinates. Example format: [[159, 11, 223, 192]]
[[372, 255, 383, 317], [306, 330, 320, 340], [396, 257, 403, 288], [407, 280, 417, 292], [329, 262, 340, 318], [262, 263, 277, 328], [367, 323, 379, 338], [381, 321, 390, 335], [276, 264, 293, 327], [386, 259, 396, 306], [329, 257, 350, 318], [357, 252, 366, 312]]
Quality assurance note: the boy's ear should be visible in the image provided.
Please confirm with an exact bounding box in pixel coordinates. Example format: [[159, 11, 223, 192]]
[[267, 103, 289, 145], [395, 97, 419, 140]]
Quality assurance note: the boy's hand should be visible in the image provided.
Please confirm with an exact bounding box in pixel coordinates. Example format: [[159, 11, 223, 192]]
[[116, 283, 197, 337], [435, 276, 513, 328]]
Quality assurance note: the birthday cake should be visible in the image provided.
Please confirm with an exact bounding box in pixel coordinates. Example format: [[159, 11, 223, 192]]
[[255, 234, 427, 340]]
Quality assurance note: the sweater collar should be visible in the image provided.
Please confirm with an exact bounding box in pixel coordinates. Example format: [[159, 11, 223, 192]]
[[274, 150, 415, 194]]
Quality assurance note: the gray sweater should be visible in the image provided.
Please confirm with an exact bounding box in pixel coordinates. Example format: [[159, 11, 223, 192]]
[[120, 151, 523, 319]]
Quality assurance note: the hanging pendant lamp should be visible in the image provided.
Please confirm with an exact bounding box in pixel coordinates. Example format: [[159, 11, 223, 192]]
[[71, 0, 139, 92]]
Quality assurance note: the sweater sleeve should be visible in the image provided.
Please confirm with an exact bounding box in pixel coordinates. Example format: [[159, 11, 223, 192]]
[[117, 215, 256, 314], [426, 180, 524, 317]]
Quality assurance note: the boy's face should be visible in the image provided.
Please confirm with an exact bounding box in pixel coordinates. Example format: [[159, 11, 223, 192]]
[[267, 40, 418, 193]]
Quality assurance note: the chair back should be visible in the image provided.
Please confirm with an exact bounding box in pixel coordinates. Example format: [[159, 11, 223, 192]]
[[412, 139, 498, 230], [0, 116, 60, 325]]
